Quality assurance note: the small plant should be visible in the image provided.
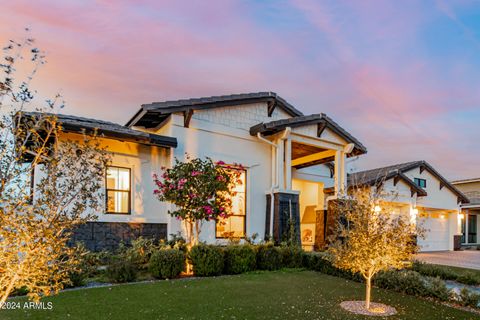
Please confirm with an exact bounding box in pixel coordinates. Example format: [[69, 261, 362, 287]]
[[189, 244, 224, 276], [256, 244, 283, 270], [458, 287, 480, 308], [122, 237, 160, 270], [166, 232, 187, 251], [149, 249, 185, 279], [106, 259, 137, 283], [223, 245, 256, 274]]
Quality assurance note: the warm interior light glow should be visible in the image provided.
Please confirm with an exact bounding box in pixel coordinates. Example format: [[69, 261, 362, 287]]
[[411, 208, 419, 215], [374, 205, 381, 213], [460, 213, 465, 220], [440, 214, 445, 219]]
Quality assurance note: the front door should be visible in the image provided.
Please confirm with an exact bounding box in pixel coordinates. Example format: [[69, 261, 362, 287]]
[[468, 214, 477, 243]]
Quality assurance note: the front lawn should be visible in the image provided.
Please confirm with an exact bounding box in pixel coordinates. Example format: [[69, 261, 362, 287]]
[[4, 270, 477, 320]]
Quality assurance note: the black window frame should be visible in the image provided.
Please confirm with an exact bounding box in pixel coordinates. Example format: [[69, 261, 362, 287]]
[[105, 166, 132, 215], [414, 178, 427, 189], [215, 167, 247, 239]]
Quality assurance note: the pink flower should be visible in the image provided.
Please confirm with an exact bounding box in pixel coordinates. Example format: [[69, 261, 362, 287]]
[[191, 171, 202, 176], [202, 205, 213, 215], [153, 189, 160, 195], [216, 175, 226, 182], [216, 160, 225, 165]]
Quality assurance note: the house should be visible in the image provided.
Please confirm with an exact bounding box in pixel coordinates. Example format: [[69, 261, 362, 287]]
[[36, 92, 366, 251], [350, 161, 469, 252], [451, 178, 480, 247]]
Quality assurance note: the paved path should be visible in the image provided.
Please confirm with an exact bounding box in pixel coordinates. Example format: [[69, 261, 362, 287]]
[[416, 251, 480, 270]]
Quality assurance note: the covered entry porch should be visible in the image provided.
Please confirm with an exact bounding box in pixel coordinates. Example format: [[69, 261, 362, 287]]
[[250, 114, 367, 248]]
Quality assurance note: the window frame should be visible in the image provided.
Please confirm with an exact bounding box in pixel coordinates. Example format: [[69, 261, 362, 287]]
[[105, 166, 132, 215], [215, 167, 247, 239], [414, 178, 427, 189]]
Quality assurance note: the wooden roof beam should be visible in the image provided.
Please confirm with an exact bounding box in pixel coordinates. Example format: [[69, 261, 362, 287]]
[[291, 150, 337, 167]]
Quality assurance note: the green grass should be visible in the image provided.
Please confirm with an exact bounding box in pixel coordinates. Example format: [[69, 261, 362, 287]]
[[3, 270, 478, 320]]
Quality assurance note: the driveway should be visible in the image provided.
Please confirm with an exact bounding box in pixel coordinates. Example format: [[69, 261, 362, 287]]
[[416, 251, 480, 270]]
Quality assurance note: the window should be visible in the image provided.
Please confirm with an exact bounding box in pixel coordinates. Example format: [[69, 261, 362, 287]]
[[414, 178, 427, 188], [216, 168, 246, 238], [106, 166, 131, 214]]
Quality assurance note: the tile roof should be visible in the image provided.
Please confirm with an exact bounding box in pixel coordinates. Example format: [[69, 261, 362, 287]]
[[350, 161, 469, 203], [22, 112, 177, 148], [250, 113, 367, 155], [126, 92, 304, 128]]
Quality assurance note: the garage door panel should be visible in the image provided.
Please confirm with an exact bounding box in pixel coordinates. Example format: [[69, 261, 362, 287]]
[[418, 217, 449, 251]]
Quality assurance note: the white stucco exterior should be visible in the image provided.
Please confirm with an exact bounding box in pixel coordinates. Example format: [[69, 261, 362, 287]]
[[373, 165, 462, 252]]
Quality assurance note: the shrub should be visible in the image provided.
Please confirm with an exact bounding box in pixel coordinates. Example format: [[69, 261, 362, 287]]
[[223, 245, 256, 274], [119, 237, 160, 270], [256, 244, 283, 270], [106, 259, 137, 283], [302, 252, 359, 281], [457, 273, 479, 286], [458, 287, 480, 308], [375, 270, 428, 296], [412, 261, 480, 286], [280, 246, 304, 268], [426, 277, 451, 301], [149, 249, 185, 279], [189, 244, 224, 276]]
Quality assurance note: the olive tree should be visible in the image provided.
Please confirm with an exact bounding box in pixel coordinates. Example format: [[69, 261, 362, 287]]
[[327, 187, 423, 310], [0, 35, 110, 303]]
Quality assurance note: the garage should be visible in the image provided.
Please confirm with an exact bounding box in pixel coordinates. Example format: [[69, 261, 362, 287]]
[[417, 212, 450, 252]]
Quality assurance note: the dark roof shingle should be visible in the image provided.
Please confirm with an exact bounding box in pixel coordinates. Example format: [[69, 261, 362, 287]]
[[23, 112, 177, 148]]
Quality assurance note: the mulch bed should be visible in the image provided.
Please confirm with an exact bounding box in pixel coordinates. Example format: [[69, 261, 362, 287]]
[[340, 301, 397, 316]]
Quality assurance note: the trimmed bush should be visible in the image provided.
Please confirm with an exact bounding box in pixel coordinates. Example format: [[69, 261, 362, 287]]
[[426, 277, 451, 301], [106, 259, 137, 283], [189, 244, 224, 277], [223, 245, 256, 274], [149, 249, 185, 279], [304, 252, 361, 281], [256, 244, 283, 270], [280, 246, 304, 268], [412, 261, 480, 286], [375, 270, 428, 296]]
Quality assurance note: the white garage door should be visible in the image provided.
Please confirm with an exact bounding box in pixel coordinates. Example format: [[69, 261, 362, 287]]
[[418, 215, 450, 251]]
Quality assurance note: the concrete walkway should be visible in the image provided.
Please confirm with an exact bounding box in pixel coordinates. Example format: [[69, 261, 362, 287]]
[[416, 251, 480, 270]]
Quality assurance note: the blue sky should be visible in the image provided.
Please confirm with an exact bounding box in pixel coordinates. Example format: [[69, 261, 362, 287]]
[[1, 0, 480, 179]]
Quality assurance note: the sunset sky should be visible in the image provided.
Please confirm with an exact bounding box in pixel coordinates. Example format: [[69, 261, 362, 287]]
[[1, 0, 480, 179]]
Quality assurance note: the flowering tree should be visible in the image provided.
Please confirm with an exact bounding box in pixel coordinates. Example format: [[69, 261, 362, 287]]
[[153, 156, 242, 247], [327, 187, 423, 311], [0, 35, 110, 303]]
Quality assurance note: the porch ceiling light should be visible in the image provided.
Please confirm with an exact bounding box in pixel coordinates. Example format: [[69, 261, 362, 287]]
[[374, 205, 381, 213]]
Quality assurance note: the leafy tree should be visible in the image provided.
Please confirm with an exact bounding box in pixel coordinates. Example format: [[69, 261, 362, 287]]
[[327, 187, 423, 310], [0, 34, 110, 303], [153, 156, 242, 248]]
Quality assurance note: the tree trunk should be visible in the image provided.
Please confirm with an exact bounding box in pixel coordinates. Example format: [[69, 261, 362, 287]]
[[0, 274, 18, 305], [194, 220, 201, 245], [365, 275, 372, 310]]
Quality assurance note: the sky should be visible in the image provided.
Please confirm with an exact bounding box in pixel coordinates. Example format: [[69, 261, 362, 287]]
[[1, 0, 480, 180]]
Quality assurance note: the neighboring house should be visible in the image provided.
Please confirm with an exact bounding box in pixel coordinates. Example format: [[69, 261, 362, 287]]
[[30, 92, 367, 251], [451, 178, 480, 247], [350, 161, 469, 252]]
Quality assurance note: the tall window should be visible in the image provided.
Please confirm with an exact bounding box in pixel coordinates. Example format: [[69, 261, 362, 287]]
[[106, 166, 131, 214], [216, 168, 246, 238], [414, 178, 427, 188]]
